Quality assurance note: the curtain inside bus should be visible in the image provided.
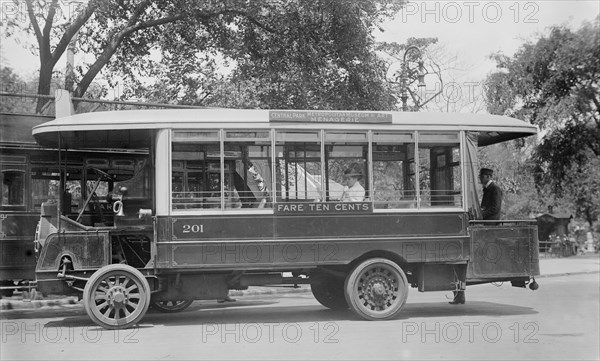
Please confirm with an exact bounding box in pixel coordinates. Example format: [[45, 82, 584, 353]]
[[466, 132, 482, 219]]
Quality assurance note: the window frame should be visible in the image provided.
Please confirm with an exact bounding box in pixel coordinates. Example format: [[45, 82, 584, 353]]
[[169, 129, 275, 215], [0, 166, 27, 209], [166, 128, 466, 215]]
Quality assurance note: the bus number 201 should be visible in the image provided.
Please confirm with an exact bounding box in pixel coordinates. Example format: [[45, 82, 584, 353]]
[[182, 224, 204, 233]]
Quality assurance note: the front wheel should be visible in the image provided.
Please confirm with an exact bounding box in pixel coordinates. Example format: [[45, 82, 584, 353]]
[[344, 258, 408, 320], [83, 264, 151, 329]]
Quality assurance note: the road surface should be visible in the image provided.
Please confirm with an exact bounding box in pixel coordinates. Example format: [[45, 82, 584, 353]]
[[1, 273, 598, 360]]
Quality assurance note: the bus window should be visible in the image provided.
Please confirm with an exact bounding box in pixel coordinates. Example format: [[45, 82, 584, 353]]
[[1, 169, 25, 207], [31, 171, 59, 211], [31, 167, 82, 214], [171, 131, 220, 210], [224, 131, 272, 209], [276, 131, 322, 201], [418, 132, 462, 207], [372, 132, 416, 209], [114, 159, 151, 199], [325, 132, 368, 201]]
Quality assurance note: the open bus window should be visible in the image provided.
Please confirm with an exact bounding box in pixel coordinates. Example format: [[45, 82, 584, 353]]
[[325, 131, 368, 201], [276, 131, 322, 202], [418, 132, 462, 207], [171, 131, 221, 210], [372, 132, 416, 209], [31, 168, 58, 211], [1, 169, 25, 207], [114, 159, 152, 199], [224, 131, 272, 209], [31, 167, 80, 212]]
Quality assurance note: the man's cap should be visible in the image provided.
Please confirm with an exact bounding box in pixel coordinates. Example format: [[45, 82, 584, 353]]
[[479, 168, 494, 176], [344, 167, 363, 178]]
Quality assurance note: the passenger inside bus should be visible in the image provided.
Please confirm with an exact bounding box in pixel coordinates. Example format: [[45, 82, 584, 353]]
[[340, 165, 365, 202]]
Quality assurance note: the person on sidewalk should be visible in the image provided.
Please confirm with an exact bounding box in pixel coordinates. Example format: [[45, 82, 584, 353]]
[[450, 168, 504, 305]]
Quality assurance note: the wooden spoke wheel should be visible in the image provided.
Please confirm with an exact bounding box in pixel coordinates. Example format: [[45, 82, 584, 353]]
[[150, 299, 193, 313], [310, 274, 348, 310], [344, 258, 408, 320], [83, 264, 151, 329]]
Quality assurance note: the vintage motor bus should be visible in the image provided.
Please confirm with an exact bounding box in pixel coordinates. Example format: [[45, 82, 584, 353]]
[[31, 109, 540, 329]]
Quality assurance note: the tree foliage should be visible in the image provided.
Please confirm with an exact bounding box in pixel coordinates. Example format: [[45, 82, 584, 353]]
[[4, 0, 407, 111], [485, 19, 600, 227], [123, 0, 407, 110]]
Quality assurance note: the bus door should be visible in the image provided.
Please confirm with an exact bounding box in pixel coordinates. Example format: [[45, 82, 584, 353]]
[[467, 220, 539, 282]]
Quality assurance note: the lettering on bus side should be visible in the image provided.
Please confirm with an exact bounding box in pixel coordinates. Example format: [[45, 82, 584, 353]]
[[269, 110, 392, 124], [274, 202, 372, 215]]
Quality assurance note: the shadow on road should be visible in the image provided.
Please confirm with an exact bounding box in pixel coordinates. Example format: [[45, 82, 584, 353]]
[[7, 296, 538, 330]]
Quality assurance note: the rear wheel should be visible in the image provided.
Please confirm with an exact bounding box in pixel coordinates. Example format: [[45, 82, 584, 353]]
[[344, 258, 408, 320], [150, 299, 193, 313], [83, 264, 150, 329], [310, 274, 348, 310]]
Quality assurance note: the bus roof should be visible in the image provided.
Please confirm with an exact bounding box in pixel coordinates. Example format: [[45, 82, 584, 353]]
[[32, 109, 537, 149]]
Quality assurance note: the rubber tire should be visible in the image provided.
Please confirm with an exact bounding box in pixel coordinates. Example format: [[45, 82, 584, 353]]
[[149, 299, 193, 313], [344, 258, 408, 320], [83, 264, 151, 330], [310, 275, 349, 310]]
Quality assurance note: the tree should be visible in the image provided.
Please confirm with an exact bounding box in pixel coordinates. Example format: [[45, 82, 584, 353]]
[[485, 19, 600, 228], [121, 0, 407, 110], [4, 0, 407, 112], [1, 66, 28, 112]]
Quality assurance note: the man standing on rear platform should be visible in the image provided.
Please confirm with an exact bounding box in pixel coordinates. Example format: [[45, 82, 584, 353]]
[[479, 167, 503, 221], [450, 167, 503, 305]]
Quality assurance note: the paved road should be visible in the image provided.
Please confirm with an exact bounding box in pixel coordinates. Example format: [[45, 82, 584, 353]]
[[1, 273, 598, 360]]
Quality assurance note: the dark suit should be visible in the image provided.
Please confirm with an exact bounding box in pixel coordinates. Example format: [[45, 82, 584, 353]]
[[481, 181, 503, 220]]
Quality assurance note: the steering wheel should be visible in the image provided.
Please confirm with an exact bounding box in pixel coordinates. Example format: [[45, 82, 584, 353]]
[[92, 167, 113, 181]]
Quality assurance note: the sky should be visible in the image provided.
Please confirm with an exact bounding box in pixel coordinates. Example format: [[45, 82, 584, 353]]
[[376, 0, 599, 111], [1, 0, 598, 107]]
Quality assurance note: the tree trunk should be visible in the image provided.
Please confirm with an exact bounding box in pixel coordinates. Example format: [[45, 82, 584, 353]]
[[36, 63, 54, 114]]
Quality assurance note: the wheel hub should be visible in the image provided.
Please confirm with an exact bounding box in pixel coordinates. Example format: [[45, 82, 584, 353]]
[[363, 273, 395, 308], [107, 286, 128, 307], [372, 282, 386, 296]]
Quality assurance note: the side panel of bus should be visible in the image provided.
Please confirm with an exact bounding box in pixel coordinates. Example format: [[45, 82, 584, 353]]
[[0, 213, 37, 280], [154, 212, 469, 269], [467, 221, 540, 283]]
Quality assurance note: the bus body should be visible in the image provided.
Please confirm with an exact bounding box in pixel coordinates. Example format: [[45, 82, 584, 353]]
[[31, 109, 539, 328], [0, 113, 147, 296]]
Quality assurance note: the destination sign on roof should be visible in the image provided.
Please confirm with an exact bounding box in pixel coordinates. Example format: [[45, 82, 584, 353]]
[[269, 110, 392, 124]]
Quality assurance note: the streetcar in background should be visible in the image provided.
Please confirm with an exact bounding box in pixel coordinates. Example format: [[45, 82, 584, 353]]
[[1, 113, 52, 295], [0, 112, 148, 296], [31, 106, 540, 329]]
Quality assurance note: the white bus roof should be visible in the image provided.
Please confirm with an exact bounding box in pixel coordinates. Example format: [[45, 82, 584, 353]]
[[33, 109, 537, 149]]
